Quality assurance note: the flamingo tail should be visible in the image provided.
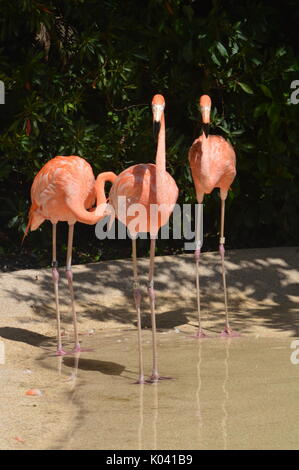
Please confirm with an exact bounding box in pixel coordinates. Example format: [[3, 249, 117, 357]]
[[22, 203, 42, 244]]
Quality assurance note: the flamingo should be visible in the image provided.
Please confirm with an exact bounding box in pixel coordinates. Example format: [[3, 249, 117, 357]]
[[109, 94, 178, 383], [24, 155, 117, 355], [188, 95, 238, 338]]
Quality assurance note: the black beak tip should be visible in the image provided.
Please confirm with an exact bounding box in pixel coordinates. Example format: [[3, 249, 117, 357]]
[[153, 120, 161, 141], [202, 123, 209, 138]]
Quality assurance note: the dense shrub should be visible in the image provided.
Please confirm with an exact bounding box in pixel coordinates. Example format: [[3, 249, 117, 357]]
[[0, 0, 298, 269]]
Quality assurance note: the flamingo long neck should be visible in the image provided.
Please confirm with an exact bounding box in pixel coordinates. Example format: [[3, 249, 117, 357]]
[[155, 113, 166, 202], [69, 172, 117, 225], [95, 171, 116, 206]]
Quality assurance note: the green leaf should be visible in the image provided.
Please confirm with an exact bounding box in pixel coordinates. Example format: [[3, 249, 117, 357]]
[[253, 103, 268, 118], [259, 84, 272, 98], [275, 47, 286, 58], [216, 42, 228, 58], [251, 57, 262, 66], [238, 82, 254, 94], [231, 42, 239, 55], [210, 52, 221, 66]]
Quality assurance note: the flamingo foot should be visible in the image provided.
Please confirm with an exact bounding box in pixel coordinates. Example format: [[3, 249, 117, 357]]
[[70, 345, 94, 354], [191, 329, 208, 339], [220, 327, 241, 338], [133, 377, 152, 385], [55, 348, 67, 356], [149, 374, 174, 383], [48, 348, 78, 357]]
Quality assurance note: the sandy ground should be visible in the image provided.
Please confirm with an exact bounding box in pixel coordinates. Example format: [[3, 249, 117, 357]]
[[1, 246, 299, 449]]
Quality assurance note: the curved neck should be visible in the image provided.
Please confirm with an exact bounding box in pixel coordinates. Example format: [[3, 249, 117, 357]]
[[68, 172, 117, 225], [94, 171, 117, 218], [95, 171, 116, 205]]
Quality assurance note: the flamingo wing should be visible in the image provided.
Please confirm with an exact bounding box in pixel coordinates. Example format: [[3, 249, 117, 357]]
[[26, 156, 96, 232]]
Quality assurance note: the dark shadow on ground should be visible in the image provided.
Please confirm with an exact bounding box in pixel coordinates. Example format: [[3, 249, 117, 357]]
[[0, 326, 53, 347], [63, 356, 126, 376], [2, 247, 299, 337]]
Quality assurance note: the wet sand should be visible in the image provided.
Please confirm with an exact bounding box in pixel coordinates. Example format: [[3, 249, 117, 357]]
[[1, 247, 299, 449], [45, 331, 299, 450], [0, 334, 77, 449]]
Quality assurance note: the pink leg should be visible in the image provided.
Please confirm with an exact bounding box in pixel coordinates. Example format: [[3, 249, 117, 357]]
[[192, 248, 207, 338], [66, 351, 81, 390], [219, 196, 240, 338], [148, 238, 173, 383], [192, 202, 207, 339], [51, 223, 67, 356], [65, 224, 93, 353], [132, 238, 147, 384]]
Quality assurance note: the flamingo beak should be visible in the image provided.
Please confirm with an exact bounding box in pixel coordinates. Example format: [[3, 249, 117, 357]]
[[152, 104, 164, 141], [153, 120, 160, 141], [200, 105, 211, 137], [202, 123, 209, 138]]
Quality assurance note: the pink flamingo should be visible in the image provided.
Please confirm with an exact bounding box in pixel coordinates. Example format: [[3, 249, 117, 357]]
[[109, 94, 178, 383], [189, 95, 238, 338], [25, 155, 117, 354]]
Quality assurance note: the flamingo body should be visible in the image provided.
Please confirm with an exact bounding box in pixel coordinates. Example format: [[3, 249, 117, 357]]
[[109, 163, 178, 234], [27, 156, 96, 231], [189, 135, 236, 198]]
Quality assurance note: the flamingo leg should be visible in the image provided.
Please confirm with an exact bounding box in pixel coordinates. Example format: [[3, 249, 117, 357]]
[[148, 238, 158, 380], [51, 223, 66, 355], [193, 202, 207, 338], [66, 351, 81, 390], [65, 223, 81, 351], [219, 195, 240, 337], [148, 238, 173, 382], [132, 238, 146, 384]]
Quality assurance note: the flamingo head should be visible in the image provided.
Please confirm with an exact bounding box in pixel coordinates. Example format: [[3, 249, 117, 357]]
[[152, 94, 165, 141], [199, 95, 211, 137]]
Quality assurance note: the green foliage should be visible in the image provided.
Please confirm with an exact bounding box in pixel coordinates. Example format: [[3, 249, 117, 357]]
[[0, 0, 299, 268]]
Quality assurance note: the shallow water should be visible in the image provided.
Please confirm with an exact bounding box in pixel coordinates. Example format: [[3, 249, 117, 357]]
[[40, 330, 299, 450]]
